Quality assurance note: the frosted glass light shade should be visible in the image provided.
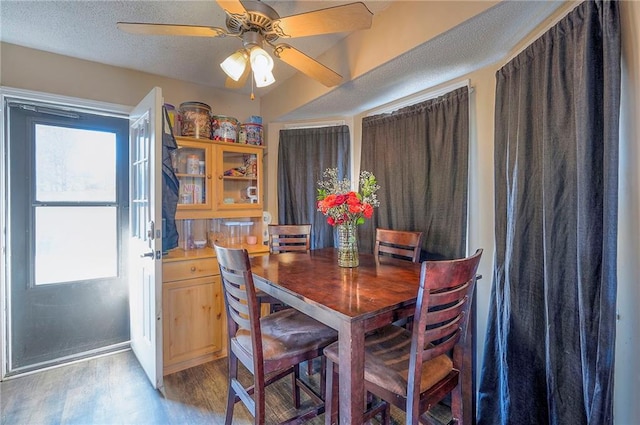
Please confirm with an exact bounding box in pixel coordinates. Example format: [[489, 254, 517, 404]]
[[254, 69, 275, 88], [250, 47, 274, 74], [220, 50, 248, 81]]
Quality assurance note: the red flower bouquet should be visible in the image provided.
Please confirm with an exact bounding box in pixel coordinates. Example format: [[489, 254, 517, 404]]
[[316, 168, 379, 226]]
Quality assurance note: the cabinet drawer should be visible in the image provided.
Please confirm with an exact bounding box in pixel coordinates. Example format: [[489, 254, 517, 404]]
[[163, 258, 219, 282]]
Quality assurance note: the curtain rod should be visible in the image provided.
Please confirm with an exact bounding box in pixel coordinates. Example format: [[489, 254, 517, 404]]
[[283, 120, 346, 130], [365, 79, 472, 117]]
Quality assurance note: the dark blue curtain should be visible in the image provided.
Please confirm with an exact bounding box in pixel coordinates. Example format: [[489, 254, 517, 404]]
[[477, 2, 620, 424], [277, 125, 350, 249], [359, 87, 469, 260]]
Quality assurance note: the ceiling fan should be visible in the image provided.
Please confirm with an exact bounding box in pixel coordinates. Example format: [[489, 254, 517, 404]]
[[117, 0, 373, 90]]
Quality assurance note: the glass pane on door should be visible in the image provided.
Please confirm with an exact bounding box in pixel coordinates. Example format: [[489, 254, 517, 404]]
[[35, 124, 116, 202], [35, 206, 117, 285]]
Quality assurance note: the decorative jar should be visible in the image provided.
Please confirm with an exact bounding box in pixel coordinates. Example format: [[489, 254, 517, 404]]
[[178, 101, 211, 139]]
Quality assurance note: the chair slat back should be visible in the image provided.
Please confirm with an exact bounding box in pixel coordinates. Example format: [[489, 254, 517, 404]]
[[374, 228, 423, 263], [268, 224, 311, 253], [412, 249, 482, 365], [400, 249, 482, 418], [214, 244, 262, 351]]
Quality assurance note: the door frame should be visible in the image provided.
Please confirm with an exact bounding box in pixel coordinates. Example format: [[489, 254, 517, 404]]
[[0, 86, 132, 380]]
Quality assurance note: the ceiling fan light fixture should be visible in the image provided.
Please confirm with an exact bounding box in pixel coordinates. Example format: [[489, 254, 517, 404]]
[[119, 1, 374, 90], [254, 69, 275, 88], [249, 46, 274, 74], [220, 50, 248, 81]]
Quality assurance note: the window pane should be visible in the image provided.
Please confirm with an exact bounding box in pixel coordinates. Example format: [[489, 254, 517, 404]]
[[35, 125, 116, 202], [35, 206, 118, 285]]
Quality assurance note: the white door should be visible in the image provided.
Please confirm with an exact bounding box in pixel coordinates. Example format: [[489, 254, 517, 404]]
[[129, 87, 163, 389]]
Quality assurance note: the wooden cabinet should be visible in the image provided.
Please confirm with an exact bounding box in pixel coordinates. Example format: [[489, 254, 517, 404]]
[[213, 143, 264, 213], [162, 250, 225, 375], [164, 137, 267, 375], [174, 137, 265, 219]]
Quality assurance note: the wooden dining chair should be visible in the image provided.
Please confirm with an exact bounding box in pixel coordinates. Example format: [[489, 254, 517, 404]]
[[214, 244, 338, 425], [257, 224, 312, 314], [265, 224, 318, 375], [374, 228, 423, 263], [374, 228, 424, 329], [323, 249, 483, 425], [268, 224, 312, 253]]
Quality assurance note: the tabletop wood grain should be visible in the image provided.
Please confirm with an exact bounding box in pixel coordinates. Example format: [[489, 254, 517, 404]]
[[250, 248, 422, 321]]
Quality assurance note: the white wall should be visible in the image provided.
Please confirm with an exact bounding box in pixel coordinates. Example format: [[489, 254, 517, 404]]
[[615, 1, 640, 423], [0, 43, 259, 118]]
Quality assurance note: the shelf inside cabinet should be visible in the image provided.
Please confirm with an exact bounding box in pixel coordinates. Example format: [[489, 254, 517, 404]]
[[176, 173, 206, 178], [222, 176, 257, 181]]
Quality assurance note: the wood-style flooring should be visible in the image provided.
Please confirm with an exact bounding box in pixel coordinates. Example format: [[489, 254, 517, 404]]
[[0, 350, 449, 425]]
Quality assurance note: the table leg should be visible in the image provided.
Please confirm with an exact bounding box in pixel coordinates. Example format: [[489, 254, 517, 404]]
[[338, 320, 365, 425]]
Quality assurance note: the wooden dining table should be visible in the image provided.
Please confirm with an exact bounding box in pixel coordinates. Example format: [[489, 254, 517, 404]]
[[250, 247, 426, 424]]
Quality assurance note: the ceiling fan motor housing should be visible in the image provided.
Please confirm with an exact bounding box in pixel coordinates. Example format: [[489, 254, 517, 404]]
[[226, 0, 280, 44], [242, 31, 264, 49]]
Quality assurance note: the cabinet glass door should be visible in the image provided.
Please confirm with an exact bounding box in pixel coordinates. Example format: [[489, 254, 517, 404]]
[[173, 141, 211, 212], [216, 145, 262, 211]]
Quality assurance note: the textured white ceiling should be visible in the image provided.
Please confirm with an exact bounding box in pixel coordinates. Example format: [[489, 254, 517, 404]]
[[0, 1, 392, 94], [280, 0, 567, 121], [0, 1, 567, 121]]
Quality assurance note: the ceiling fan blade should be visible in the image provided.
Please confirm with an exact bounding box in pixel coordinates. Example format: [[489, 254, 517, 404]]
[[225, 65, 251, 89], [216, 0, 247, 16], [117, 22, 227, 37], [273, 44, 342, 87], [271, 2, 373, 38]]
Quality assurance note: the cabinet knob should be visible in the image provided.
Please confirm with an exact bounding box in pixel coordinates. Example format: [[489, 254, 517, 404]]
[[207, 174, 212, 180], [218, 175, 223, 180], [190, 266, 196, 272]]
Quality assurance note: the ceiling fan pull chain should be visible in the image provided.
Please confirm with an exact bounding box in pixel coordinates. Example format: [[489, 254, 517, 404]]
[[251, 70, 255, 101]]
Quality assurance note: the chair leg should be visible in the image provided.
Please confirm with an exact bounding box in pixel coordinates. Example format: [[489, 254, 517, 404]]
[[293, 362, 302, 408], [381, 402, 391, 425], [325, 359, 339, 425], [225, 354, 238, 425], [450, 382, 463, 425], [325, 358, 390, 425], [364, 393, 391, 425], [319, 356, 327, 397], [298, 358, 315, 380], [254, 373, 267, 425]]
